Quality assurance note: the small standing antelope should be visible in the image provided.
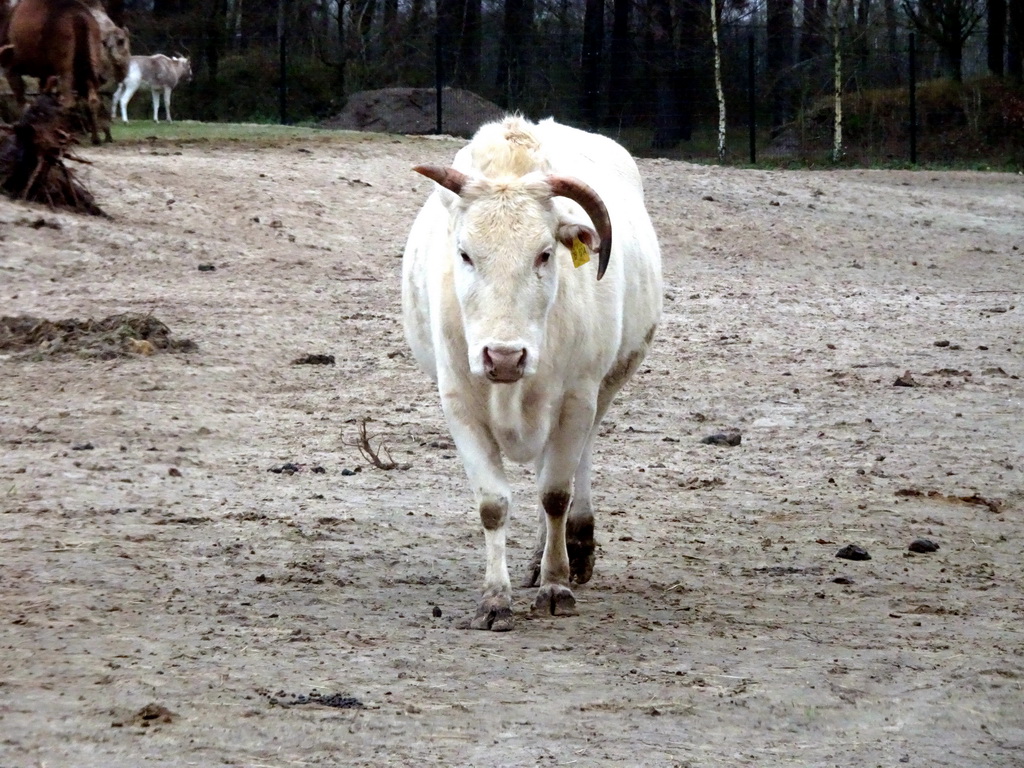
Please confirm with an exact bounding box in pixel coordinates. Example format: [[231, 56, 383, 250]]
[[111, 53, 191, 122]]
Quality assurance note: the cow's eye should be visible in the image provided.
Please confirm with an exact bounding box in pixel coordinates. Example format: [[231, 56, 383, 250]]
[[460, 251, 473, 266], [536, 250, 552, 267]]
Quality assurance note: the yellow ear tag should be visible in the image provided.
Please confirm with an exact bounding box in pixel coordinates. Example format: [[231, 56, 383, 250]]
[[570, 237, 591, 269]]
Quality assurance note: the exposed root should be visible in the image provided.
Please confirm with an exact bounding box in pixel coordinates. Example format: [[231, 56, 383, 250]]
[[0, 89, 106, 215]]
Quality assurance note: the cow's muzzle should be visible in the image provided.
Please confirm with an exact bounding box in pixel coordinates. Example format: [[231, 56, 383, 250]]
[[483, 345, 527, 383]]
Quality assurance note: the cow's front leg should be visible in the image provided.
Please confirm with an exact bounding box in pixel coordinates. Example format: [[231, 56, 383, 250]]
[[442, 394, 515, 631], [532, 392, 596, 617]]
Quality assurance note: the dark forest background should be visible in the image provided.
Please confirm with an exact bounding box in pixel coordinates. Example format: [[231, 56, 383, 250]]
[[100, 0, 1024, 163]]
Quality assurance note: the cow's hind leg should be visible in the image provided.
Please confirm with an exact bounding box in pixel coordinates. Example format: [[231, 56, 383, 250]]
[[524, 389, 612, 588], [523, 430, 597, 588], [151, 89, 160, 121], [566, 432, 598, 584], [86, 88, 102, 145], [118, 80, 139, 122]]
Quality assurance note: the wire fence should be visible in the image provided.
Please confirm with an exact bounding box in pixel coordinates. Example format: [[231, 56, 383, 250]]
[[3, 8, 1022, 167]]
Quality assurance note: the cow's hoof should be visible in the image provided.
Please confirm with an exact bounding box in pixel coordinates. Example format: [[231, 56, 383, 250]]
[[521, 547, 543, 587], [532, 584, 578, 617], [469, 595, 514, 631], [567, 535, 595, 584]]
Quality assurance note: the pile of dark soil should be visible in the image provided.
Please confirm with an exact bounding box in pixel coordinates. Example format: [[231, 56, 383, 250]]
[[321, 87, 504, 138], [0, 313, 198, 359]]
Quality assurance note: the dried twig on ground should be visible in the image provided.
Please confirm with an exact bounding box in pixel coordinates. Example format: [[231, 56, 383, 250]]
[[346, 418, 401, 470]]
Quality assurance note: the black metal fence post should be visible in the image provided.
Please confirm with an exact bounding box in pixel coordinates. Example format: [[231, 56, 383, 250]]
[[748, 35, 756, 164], [909, 33, 917, 165], [435, 27, 443, 135]]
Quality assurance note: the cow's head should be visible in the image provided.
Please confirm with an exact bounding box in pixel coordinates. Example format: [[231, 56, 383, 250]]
[[414, 165, 612, 384], [174, 56, 193, 83], [103, 27, 131, 80]]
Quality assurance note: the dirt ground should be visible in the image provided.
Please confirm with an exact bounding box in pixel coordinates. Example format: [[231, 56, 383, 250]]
[[1, 128, 1022, 767]]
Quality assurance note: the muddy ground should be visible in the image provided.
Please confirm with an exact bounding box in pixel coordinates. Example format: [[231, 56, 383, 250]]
[[1, 128, 1022, 767]]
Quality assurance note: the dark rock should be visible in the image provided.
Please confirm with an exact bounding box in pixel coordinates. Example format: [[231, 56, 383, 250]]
[[701, 431, 742, 447], [269, 463, 302, 474], [432, 605, 442, 618], [893, 371, 918, 387], [832, 576, 854, 585], [71, 442, 95, 450], [129, 703, 176, 726], [197, 264, 216, 272], [908, 538, 940, 553], [836, 544, 871, 561]]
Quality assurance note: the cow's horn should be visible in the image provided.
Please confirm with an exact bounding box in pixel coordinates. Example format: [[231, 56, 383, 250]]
[[547, 175, 612, 280], [413, 164, 468, 196]]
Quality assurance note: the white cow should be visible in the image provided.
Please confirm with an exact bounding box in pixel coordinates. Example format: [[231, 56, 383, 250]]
[[111, 53, 191, 123], [403, 116, 663, 630]]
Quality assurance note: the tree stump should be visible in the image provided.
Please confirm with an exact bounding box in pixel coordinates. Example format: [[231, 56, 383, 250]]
[[0, 88, 106, 216]]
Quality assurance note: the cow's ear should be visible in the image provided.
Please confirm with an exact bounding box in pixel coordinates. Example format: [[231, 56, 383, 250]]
[[556, 221, 599, 253]]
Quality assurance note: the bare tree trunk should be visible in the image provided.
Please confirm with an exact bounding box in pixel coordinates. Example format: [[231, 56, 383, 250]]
[[853, 0, 870, 75], [901, 0, 984, 83], [201, 0, 228, 119], [831, 0, 843, 161], [229, 0, 243, 51], [408, 0, 424, 42], [437, 0, 458, 85], [647, 0, 683, 147], [945, 41, 964, 81], [496, 0, 534, 107], [459, 0, 481, 90], [800, 0, 827, 62], [351, 0, 376, 59], [711, 0, 726, 161], [580, 0, 605, 127], [608, 0, 632, 126], [380, 0, 397, 74], [333, 0, 348, 99], [767, 0, 795, 130], [884, 0, 899, 83], [989, 0, 1007, 75], [1007, 0, 1022, 80]]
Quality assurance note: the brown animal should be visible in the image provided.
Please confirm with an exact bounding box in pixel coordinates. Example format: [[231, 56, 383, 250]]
[[80, 0, 130, 141], [0, 0, 106, 144]]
